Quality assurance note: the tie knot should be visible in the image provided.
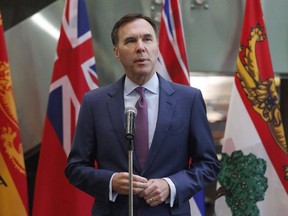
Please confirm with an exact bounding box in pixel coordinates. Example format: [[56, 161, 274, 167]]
[[135, 86, 145, 96]]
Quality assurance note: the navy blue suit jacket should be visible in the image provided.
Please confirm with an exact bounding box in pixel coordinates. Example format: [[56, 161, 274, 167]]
[[65, 74, 220, 216]]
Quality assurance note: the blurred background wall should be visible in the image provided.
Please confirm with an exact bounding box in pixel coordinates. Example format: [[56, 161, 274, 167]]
[[2, 0, 288, 153]]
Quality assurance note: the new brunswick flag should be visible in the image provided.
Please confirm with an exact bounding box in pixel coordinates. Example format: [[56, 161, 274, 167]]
[[215, 0, 288, 215], [0, 12, 29, 216]]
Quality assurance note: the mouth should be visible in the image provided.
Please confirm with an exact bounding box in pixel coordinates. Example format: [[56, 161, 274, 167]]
[[134, 58, 148, 63]]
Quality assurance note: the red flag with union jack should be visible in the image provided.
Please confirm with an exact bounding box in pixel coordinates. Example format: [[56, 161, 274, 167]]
[[0, 12, 29, 216], [215, 0, 288, 215], [157, 0, 190, 85], [157, 1, 206, 215], [32, 0, 98, 215]]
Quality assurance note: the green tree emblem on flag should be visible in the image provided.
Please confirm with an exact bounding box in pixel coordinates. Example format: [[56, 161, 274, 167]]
[[216, 150, 268, 216]]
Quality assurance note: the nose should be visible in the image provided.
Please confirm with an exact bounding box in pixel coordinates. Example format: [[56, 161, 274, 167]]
[[136, 40, 145, 53]]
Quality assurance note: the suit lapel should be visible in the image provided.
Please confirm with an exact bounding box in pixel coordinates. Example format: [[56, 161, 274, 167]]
[[106, 77, 128, 157], [143, 76, 176, 173]]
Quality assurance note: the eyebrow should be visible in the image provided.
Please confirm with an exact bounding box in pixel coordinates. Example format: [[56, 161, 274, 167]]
[[123, 36, 136, 43], [123, 33, 154, 42], [142, 33, 154, 39]]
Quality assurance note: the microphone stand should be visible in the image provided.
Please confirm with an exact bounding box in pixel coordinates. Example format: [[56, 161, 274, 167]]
[[125, 106, 137, 216], [128, 139, 133, 216]]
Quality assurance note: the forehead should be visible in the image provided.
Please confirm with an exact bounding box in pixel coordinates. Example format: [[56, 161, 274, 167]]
[[118, 18, 156, 38]]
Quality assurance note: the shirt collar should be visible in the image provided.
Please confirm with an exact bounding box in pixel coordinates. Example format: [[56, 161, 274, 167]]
[[124, 73, 159, 96]]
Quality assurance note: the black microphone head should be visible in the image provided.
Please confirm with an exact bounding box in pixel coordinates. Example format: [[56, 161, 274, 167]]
[[125, 106, 137, 140]]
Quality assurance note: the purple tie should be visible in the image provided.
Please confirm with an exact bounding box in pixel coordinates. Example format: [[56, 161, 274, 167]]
[[134, 87, 149, 170]]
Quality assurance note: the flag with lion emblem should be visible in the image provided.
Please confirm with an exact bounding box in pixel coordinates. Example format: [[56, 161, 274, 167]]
[[215, 0, 288, 215]]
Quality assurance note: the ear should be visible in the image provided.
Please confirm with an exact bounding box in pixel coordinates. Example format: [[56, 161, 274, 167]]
[[114, 47, 120, 60]]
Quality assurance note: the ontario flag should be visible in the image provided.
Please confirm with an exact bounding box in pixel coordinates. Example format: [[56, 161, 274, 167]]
[[0, 12, 29, 216], [32, 0, 98, 215], [157, 1, 206, 215], [214, 0, 288, 215]]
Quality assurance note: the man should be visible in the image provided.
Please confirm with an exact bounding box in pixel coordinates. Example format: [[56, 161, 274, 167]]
[[65, 13, 220, 216]]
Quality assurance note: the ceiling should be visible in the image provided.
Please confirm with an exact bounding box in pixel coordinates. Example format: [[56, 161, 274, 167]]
[[0, 0, 56, 30]]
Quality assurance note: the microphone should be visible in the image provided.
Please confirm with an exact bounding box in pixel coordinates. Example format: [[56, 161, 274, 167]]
[[125, 106, 137, 140]]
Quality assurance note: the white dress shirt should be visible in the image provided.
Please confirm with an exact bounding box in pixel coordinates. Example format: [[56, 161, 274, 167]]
[[124, 73, 159, 147]]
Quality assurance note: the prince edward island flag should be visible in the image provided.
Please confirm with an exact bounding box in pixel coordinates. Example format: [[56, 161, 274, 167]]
[[215, 0, 288, 215]]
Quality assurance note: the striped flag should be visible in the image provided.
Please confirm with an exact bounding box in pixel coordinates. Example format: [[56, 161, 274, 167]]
[[215, 0, 288, 215], [157, 1, 206, 215], [32, 0, 98, 215], [0, 12, 29, 216]]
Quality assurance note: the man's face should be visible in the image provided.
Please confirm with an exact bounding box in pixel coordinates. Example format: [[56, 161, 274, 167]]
[[114, 19, 159, 85]]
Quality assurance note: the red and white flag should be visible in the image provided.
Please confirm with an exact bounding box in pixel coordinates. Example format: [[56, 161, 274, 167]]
[[157, 1, 206, 215], [157, 0, 190, 85], [32, 0, 98, 215], [0, 12, 29, 216], [215, 0, 288, 215]]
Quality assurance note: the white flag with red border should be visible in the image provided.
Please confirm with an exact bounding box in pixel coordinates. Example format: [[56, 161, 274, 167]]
[[215, 0, 288, 215]]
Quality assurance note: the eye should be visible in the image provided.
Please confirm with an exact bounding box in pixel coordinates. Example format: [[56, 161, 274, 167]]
[[124, 38, 136, 44], [143, 36, 152, 42]]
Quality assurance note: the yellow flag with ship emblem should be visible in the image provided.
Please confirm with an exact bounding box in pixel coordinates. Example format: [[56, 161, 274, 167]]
[[0, 12, 29, 216]]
